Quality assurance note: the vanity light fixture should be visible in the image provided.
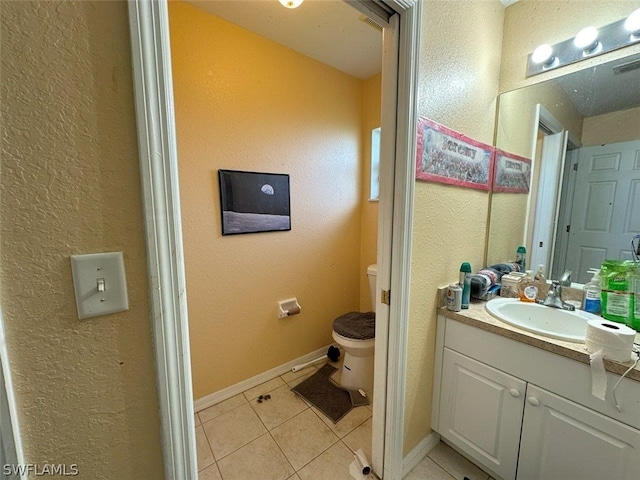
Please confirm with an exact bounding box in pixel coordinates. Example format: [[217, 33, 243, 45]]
[[278, 0, 303, 8], [527, 10, 640, 77], [574, 26, 601, 55], [625, 8, 640, 39], [531, 44, 556, 68]]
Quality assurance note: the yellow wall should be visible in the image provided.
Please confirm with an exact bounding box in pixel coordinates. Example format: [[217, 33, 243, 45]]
[[169, 2, 379, 398], [360, 74, 381, 311], [582, 107, 640, 146], [404, 0, 505, 455], [0, 1, 163, 478]]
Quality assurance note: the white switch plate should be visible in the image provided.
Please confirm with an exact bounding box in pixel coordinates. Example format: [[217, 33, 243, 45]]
[[70, 252, 129, 319]]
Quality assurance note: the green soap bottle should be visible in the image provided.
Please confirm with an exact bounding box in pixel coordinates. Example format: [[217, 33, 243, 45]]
[[516, 246, 526, 271]]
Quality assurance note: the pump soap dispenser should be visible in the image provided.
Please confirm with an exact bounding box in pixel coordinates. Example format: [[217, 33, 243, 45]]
[[519, 270, 537, 303], [583, 269, 601, 315]]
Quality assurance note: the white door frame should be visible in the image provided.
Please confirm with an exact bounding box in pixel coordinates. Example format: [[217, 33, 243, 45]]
[[127, 1, 420, 478], [0, 309, 24, 480]]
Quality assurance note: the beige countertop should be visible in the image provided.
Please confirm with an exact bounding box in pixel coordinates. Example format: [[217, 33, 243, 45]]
[[440, 300, 640, 382]]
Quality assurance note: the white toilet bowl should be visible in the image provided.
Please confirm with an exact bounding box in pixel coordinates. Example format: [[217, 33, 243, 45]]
[[332, 330, 375, 391], [331, 264, 377, 392]]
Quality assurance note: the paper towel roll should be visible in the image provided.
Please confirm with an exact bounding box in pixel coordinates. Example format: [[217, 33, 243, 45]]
[[589, 349, 607, 401], [585, 320, 636, 362], [354, 448, 371, 476], [587, 320, 636, 402]]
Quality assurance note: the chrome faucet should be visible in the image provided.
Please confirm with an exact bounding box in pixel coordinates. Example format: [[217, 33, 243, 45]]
[[539, 280, 575, 311]]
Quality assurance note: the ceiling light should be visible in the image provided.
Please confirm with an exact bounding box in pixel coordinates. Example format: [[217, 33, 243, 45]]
[[279, 0, 303, 8], [574, 26, 600, 54], [531, 44, 556, 66], [625, 8, 640, 37]]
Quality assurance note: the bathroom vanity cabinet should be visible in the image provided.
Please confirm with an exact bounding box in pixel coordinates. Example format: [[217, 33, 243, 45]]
[[432, 313, 640, 480]]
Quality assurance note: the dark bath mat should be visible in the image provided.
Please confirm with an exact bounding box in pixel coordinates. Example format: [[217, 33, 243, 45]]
[[291, 364, 354, 423]]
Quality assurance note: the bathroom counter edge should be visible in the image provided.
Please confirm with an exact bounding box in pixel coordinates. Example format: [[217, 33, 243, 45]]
[[440, 301, 640, 382]]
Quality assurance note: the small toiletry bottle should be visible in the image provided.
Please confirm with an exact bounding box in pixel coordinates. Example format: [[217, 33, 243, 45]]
[[534, 264, 546, 282], [516, 246, 526, 271], [582, 268, 601, 315], [459, 262, 472, 309], [519, 270, 537, 303]]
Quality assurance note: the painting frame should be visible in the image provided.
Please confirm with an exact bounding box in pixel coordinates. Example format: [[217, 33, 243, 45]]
[[218, 169, 291, 235], [415, 117, 493, 191], [492, 149, 532, 193]]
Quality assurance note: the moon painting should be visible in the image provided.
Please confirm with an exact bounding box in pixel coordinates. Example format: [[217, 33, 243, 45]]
[[218, 170, 291, 235]]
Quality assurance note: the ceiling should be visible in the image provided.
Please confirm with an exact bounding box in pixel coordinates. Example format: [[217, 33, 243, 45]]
[[556, 52, 640, 117], [187, 0, 383, 79]]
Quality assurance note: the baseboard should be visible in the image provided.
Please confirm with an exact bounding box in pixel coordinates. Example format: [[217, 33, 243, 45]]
[[194, 344, 335, 412], [401, 431, 441, 478]]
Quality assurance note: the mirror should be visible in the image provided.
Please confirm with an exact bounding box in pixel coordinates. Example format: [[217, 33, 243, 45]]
[[487, 50, 640, 284]]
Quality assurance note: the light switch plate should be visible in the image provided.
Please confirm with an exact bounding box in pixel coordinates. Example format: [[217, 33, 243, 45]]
[[70, 252, 129, 319]]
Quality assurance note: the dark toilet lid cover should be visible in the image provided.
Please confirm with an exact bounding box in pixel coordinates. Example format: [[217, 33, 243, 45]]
[[333, 311, 375, 340]]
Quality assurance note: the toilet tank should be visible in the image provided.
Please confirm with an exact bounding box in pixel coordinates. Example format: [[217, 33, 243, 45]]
[[367, 264, 377, 311]]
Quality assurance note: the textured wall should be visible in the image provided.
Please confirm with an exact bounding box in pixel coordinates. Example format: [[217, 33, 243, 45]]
[[582, 107, 640, 146], [169, 2, 374, 398], [0, 1, 163, 478], [404, 0, 504, 454]]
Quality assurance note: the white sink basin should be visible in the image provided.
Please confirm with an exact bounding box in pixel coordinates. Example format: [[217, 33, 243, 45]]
[[485, 297, 601, 343]]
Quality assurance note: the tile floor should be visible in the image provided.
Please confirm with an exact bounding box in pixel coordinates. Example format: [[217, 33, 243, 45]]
[[194, 362, 491, 480]]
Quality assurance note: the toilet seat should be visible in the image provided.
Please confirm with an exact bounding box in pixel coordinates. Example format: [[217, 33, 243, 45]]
[[332, 311, 376, 391], [332, 311, 375, 340]]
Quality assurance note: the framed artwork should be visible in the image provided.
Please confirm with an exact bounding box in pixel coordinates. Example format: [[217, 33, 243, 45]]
[[493, 149, 532, 193], [415, 117, 493, 191], [218, 169, 291, 235]]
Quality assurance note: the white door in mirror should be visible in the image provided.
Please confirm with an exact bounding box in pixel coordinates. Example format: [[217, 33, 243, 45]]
[[70, 252, 129, 319], [564, 139, 640, 283]]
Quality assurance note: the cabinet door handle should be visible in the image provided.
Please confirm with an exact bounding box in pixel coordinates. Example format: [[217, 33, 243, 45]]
[[509, 388, 520, 398], [527, 396, 539, 406]]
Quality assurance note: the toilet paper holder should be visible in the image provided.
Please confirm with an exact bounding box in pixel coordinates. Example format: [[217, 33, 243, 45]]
[[278, 298, 301, 318]]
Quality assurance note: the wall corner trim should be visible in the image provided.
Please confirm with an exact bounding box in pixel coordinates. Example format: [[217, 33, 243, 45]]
[[128, 1, 197, 478]]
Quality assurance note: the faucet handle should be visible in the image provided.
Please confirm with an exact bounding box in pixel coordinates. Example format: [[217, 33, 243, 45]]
[[559, 270, 572, 286]]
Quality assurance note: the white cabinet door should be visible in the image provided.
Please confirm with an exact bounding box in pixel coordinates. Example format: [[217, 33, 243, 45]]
[[439, 348, 526, 480], [518, 384, 640, 480]]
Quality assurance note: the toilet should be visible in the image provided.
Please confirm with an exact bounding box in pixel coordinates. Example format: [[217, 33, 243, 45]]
[[331, 264, 377, 392]]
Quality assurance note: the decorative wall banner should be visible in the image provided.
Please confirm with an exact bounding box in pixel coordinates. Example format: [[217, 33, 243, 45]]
[[415, 117, 493, 191], [493, 149, 532, 193]]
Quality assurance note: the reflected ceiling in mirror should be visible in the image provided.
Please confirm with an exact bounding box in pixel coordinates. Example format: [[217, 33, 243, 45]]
[[556, 53, 640, 116], [487, 51, 640, 284]]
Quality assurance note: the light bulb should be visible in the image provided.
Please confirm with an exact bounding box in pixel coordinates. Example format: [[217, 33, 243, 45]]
[[532, 44, 555, 65], [278, 0, 303, 8], [574, 26, 600, 53], [625, 8, 640, 37]]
